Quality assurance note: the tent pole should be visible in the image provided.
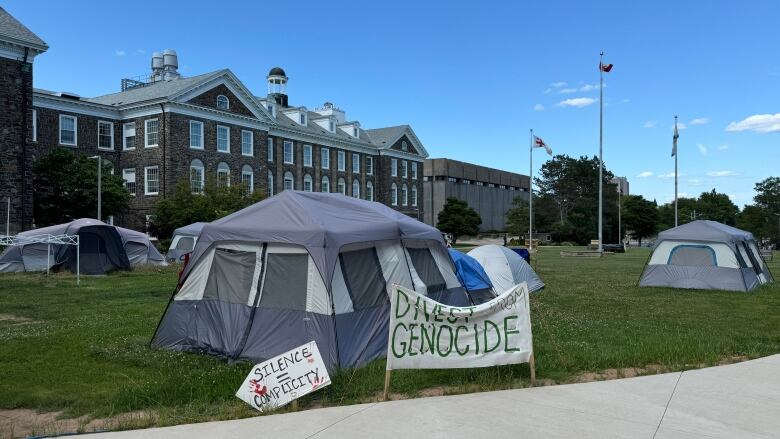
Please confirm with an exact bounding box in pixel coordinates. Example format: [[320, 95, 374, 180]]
[[383, 369, 392, 401], [234, 243, 268, 360], [76, 238, 80, 286], [529, 351, 536, 386], [47, 242, 50, 275]]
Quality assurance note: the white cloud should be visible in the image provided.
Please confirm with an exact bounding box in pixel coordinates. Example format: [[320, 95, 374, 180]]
[[690, 117, 710, 125], [557, 97, 597, 108], [636, 171, 653, 178], [533, 104, 545, 112], [672, 122, 687, 131], [643, 120, 657, 128], [551, 82, 568, 88], [718, 144, 729, 150], [707, 170, 739, 177], [697, 143, 707, 155], [658, 172, 684, 179], [115, 50, 126, 56], [136, 49, 145, 54], [559, 88, 577, 94], [688, 178, 703, 186], [543, 88, 552, 94], [726, 113, 780, 133], [579, 84, 601, 92]]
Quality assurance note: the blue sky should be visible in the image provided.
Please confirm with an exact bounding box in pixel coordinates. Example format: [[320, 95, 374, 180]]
[[8, 0, 779, 207]]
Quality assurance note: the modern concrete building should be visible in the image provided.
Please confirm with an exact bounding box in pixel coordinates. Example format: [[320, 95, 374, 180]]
[[612, 176, 629, 195], [423, 158, 530, 232]]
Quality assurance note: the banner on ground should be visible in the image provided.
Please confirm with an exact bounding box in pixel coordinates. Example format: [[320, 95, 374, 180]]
[[236, 341, 330, 411], [386, 282, 532, 370]]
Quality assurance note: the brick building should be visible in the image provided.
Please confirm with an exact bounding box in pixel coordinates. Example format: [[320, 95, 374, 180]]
[[0, 7, 427, 233]]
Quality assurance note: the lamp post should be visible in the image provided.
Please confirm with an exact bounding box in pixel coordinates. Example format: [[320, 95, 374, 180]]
[[776, 213, 780, 250], [89, 156, 102, 221]]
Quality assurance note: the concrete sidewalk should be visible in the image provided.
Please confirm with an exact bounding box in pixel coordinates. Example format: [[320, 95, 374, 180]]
[[97, 354, 780, 439]]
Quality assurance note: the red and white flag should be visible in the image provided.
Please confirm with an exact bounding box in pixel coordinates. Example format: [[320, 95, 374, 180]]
[[533, 136, 552, 156], [599, 62, 613, 72]]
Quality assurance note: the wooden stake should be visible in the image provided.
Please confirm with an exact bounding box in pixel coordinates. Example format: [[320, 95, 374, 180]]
[[529, 352, 537, 386], [383, 369, 392, 401], [291, 400, 299, 411]]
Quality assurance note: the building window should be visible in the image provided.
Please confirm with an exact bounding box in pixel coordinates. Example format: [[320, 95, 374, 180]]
[[402, 184, 408, 206], [283, 171, 294, 190], [402, 160, 408, 178], [391, 158, 398, 177], [299, 113, 307, 125], [145, 119, 158, 148], [190, 159, 204, 194], [303, 174, 313, 192], [242, 164, 253, 194], [190, 120, 203, 149], [448, 177, 458, 183], [353, 126, 359, 137], [352, 153, 360, 173], [329, 120, 335, 132], [337, 151, 345, 171], [391, 183, 398, 206], [352, 179, 360, 198], [32, 109, 37, 142], [337, 177, 346, 195], [267, 137, 274, 161], [412, 185, 418, 206], [268, 170, 274, 196], [144, 166, 159, 195], [102, 160, 115, 175], [488, 183, 495, 188], [267, 103, 275, 117], [97, 121, 114, 150], [366, 181, 374, 201], [303, 145, 312, 167], [366, 156, 373, 175], [412, 162, 418, 180], [217, 125, 230, 153], [476, 181, 484, 186], [401, 140, 408, 151], [321, 147, 330, 169], [217, 162, 230, 187], [284, 140, 294, 164], [123, 122, 135, 150], [321, 175, 330, 193], [216, 94, 229, 110], [242, 130, 253, 156], [122, 168, 136, 196], [59, 114, 77, 146]]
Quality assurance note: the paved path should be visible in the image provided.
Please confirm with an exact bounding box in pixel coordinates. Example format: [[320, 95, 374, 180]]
[[96, 355, 780, 439]]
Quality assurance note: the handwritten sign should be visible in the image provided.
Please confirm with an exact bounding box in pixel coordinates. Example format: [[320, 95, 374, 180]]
[[386, 282, 532, 370], [236, 341, 330, 411]]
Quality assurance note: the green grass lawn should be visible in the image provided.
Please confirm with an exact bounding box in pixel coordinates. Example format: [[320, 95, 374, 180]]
[[1, 248, 779, 433]]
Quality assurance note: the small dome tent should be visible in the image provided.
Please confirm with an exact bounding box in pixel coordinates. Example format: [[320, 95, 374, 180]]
[[448, 248, 496, 304], [639, 220, 773, 292], [467, 245, 545, 294], [151, 191, 469, 370], [165, 222, 206, 262], [0, 219, 166, 275]]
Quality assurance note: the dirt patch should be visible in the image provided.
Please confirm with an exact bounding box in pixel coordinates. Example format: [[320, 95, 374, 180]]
[[0, 409, 155, 439], [0, 314, 37, 326]]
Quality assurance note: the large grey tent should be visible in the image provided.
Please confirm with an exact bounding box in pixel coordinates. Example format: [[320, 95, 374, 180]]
[[165, 222, 206, 262], [639, 220, 773, 292], [151, 191, 469, 370], [467, 245, 545, 294], [0, 218, 166, 275]]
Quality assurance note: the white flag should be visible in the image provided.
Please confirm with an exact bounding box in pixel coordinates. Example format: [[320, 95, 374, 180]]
[[533, 136, 552, 156], [672, 123, 679, 157]]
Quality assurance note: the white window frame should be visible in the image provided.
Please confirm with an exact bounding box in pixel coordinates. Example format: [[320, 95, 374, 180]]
[[59, 114, 77, 146], [352, 153, 360, 173], [123, 122, 136, 150], [329, 120, 335, 132], [321, 147, 330, 169], [391, 158, 397, 177], [267, 137, 274, 162], [32, 109, 37, 142], [412, 185, 418, 206], [216, 162, 231, 187], [303, 144, 313, 167], [268, 171, 274, 197], [337, 177, 346, 195], [216, 94, 230, 110], [242, 165, 254, 193], [412, 162, 418, 180], [366, 156, 373, 175], [300, 113, 307, 125], [283, 140, 294, 164], [321, 175, 330, 193], [144, 119, 158, 148], [190, 160, 205, 194], [402, 184, 408, 206], [366, 181, 374, 201], [241, 130, 254, 156], [303, 174, 313, 192], [122, 168, 136, 196], [217, 125, 230, 153], [283, 171, 294, 190], [189, 120, 204, 149], [144, 166, 159, 195], [352, 179, 360, 198], [337, 151, 345, 172], [402, 160, 408, 178], [391, 183, 398, 206], [97, 120, 114, 150]]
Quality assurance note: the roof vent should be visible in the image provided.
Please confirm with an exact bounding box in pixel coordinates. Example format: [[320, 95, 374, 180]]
[[162, 49, 180, 80], [151, 52, 164, 80]]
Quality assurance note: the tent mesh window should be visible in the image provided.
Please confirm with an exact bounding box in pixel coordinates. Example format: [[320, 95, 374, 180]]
[[742, 242, 763, 275], [204, 248, 255, 304], [175, 237, 195, 252], [668, 245, 716, 267], [259, 253, 308, 310], [339, 248, 388, 310], [407, 247, 447, 294]]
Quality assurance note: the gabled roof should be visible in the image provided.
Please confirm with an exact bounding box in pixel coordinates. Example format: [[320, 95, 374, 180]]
[[86, 70, 227, 106], [657, 220, 754, 245], [272, 108, 377, 148], [365, 125, 429, 157], [0, 7, 47, 51]]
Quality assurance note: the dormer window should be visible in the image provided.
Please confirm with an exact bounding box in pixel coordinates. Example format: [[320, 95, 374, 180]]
[[353, 126, 359, 137], [401, 141, 408, 151], [216, 95, 229, 110], [300, 113, 307, 125], [329, 120, 335, 132], [267, 104, 275, 117]]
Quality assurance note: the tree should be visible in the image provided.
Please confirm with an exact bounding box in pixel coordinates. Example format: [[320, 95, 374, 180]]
[[33, 148, 130, 226], [754, 177, 780, 214], [696, 189, 738, 225], [737, 205, 774, 243], [504, 196, 529, 237], [436, 197, 481, 244], [621, 195, 658, 246], [657, 197, 697, 231], [150, 178, 265, 241]]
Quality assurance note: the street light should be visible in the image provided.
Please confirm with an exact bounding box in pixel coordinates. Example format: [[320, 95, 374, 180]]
[[89, 155, 102, 222], [776, 213, 780, 251]]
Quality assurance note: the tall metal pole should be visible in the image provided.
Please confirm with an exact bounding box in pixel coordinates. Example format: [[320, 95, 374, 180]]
[[529, 129, 533, 251], [674, 115, 679, 227], [97, 156, 102, 222], [5, 197, 9, 236], [598, 52, 604, 252], [618, 186, 622, 246]]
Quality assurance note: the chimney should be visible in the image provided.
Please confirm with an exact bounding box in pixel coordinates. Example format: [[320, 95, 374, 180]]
[[162, 49, 180, 80], [151, 52, 164, 81]]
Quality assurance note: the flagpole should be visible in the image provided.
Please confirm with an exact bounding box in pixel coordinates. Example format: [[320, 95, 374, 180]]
[[598, 51, 604, 253], [674, 115, 679, 227], [529, 128, 533, 251]]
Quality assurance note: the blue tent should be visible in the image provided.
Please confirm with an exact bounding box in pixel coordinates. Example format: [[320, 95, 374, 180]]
[[448, 249, 496, 303]]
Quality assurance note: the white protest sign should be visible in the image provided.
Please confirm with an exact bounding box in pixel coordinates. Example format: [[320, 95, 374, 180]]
[[236, 341, 330, 411], [386, 282, 532, 370]]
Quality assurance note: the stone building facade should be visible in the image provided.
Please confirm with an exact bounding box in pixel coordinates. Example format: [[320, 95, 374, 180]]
[[0, 8, 427, 233]]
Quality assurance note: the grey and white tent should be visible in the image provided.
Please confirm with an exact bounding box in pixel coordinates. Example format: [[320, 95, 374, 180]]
[[165, 222, 206, 262], [0, 218, 166, 275], [151, 191, 469, 370], [467, 245, 545, 293], [639, 220, 773, 292]]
